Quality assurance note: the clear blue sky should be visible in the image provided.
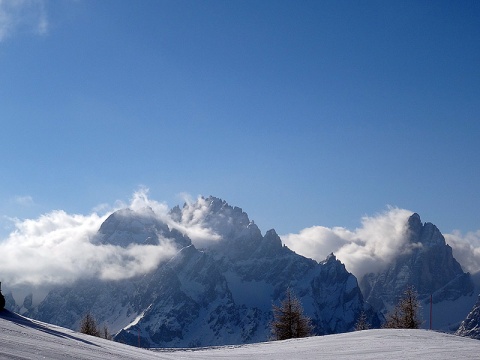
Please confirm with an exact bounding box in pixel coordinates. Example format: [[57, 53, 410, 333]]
[[1, 0, 479, 236]]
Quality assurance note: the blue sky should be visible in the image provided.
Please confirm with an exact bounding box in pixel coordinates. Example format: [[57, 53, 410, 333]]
[[1, 0, 479, 237]]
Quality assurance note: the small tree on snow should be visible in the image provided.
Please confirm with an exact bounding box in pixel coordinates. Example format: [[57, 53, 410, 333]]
[[384, 286, 422, 329], [80, 313, 112, 339], [102, 324, 112, 340], [355, 311, 370, 331], [80, 312, 100, 337], [271, 288, 313, 340]]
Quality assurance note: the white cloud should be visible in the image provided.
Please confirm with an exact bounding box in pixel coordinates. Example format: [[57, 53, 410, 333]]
[[0, 0, 48, 42], [126, 186, 170, 218], [0, 188, 227, 288], [281, 207, 414, 278], [445, 230, 480, 274]]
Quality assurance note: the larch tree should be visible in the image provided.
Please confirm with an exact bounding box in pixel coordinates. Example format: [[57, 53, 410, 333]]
[[354, 310, 370, 331], [384, 286, 422, 329], [271, 288, 313, 340], [79, 312, 100, 337]]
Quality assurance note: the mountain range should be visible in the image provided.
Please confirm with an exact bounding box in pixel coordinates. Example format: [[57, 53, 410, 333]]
[[4, 196, 479, 346]]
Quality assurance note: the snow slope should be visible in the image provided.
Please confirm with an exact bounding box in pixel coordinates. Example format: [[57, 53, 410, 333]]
[[1, 310, 480, 360]]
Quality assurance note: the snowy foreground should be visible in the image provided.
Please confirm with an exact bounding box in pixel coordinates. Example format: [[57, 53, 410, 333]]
[[1, 311, 479, 360]]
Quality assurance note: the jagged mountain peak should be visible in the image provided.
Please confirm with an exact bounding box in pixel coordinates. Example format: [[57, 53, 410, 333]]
[[361, 213, 473, 322], [407, 213, 445, 247], [324, 253, 337, 263], [196, 196, 251, 229], [175, 196, 260, 244]]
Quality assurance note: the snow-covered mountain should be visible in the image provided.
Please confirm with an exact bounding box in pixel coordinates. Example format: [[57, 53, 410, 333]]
[[21, 197, 375, 348], [360, 213, 477, 331], [8, 198, 475, 346]]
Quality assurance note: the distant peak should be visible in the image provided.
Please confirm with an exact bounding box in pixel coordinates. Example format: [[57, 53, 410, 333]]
[[409, 212, 421, 222], [406, 212, 445, 247], [321, 253, 338, 266], [265, 229, 278, 237], [407, 213, 422, 228]]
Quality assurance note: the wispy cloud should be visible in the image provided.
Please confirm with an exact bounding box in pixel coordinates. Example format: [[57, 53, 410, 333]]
[[11, 195, 35, 207], [0, 0, 48, 42], [124, 189, 222, 247], [172, 194, 222, 247]]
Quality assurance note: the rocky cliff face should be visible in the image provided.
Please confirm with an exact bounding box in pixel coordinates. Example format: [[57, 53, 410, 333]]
[[456, 295, 480, 340], [25, 197, 373, 348]]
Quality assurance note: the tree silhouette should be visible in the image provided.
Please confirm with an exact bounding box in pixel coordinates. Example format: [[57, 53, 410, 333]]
[[79, 313, 100, 337], [271, 288, 313, 340], [384, 286, 422, 329], [355, 310, 370, 331]]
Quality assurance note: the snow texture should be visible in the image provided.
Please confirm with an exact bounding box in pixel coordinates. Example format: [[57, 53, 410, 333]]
[[1, 310, 480, 360]]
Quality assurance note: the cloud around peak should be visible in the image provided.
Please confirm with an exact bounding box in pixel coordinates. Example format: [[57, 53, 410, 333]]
[[282, 208, 480, 278], [0, 189, 226, 289], [281, 207, 415, 278], [0, 190, 178, 288]]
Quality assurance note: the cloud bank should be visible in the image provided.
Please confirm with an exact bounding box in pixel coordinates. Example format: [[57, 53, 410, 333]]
[[0, 192, 178, 288], [282, 208, 480, 278], [0, 0, 48, 42]]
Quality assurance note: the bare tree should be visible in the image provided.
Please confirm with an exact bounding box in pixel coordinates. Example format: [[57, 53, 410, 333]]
[[271, 288, 313, 340], [384, 304, 402, 329], [400, 286, 422, 329], [355, 310, 370, 331], [384, 286, 422, 329], [102, 324, 112, 340], [79, 313, 100, 337]]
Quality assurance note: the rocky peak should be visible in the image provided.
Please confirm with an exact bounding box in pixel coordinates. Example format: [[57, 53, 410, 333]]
[[407, 213, 445, 247], [324, 253, 338, 264], [177, 196, 254, 241], [203, 196, 252, 236], [361, 213, 473, 314]]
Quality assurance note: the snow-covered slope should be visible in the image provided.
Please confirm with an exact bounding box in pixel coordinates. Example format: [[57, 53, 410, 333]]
[[0, 310, 161, 360], [1, 310, 480, 360]]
